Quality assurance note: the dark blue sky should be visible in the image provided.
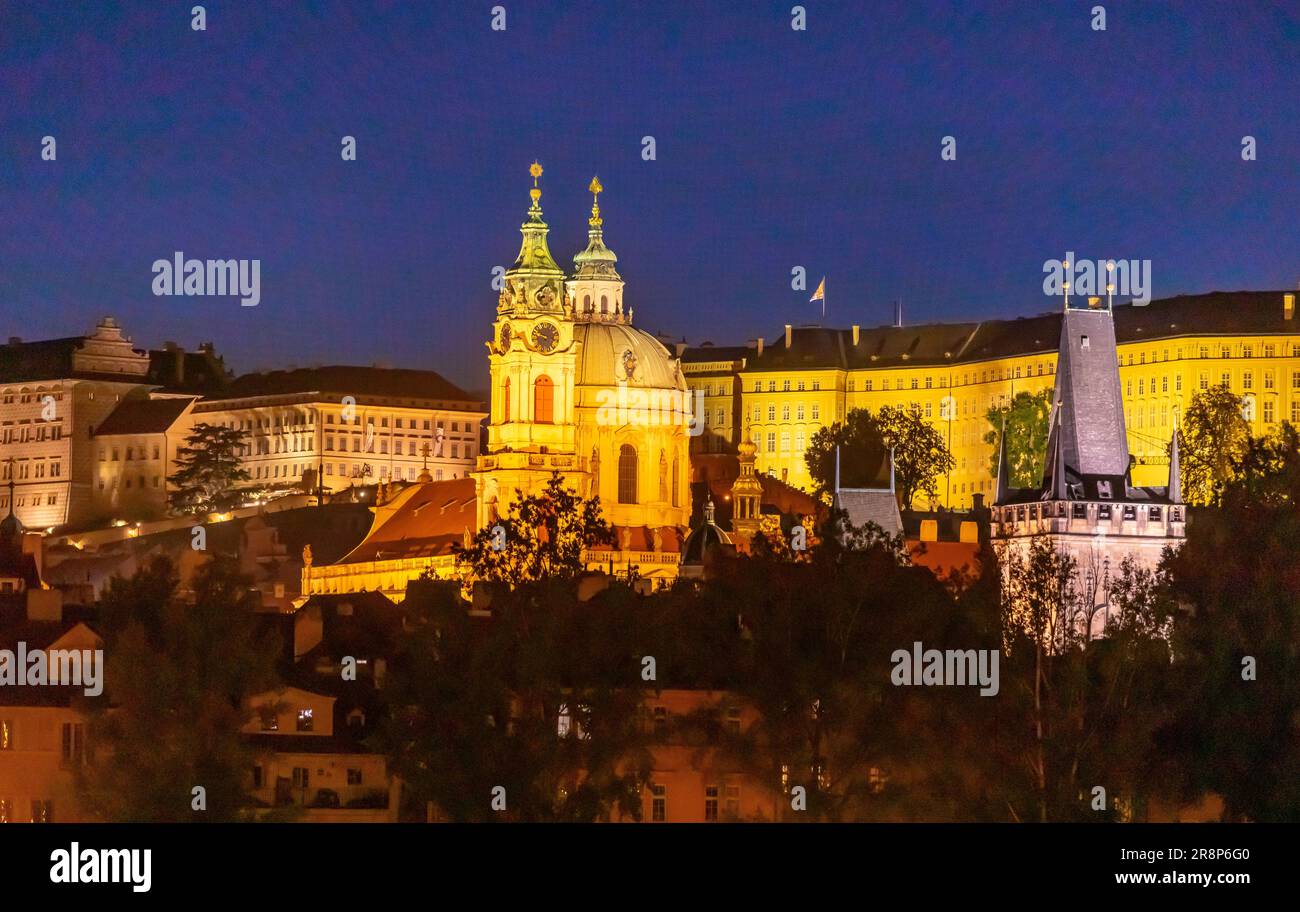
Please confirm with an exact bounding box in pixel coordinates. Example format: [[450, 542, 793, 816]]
[[3, 0, 1297, 391]]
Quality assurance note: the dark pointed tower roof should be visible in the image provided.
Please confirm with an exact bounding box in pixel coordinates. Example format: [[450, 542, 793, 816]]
[[995, 419, 1010, 504], [1045, 301, 1131, 481]]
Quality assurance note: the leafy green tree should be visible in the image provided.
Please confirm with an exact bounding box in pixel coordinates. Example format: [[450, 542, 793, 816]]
[[1159, 427, 1300, 820], [453, 472, 614, 583], [874, 405, 956, 508], [983, 389, 1052, 488], [80, 556, 282, 821], [167, 422, 251, 514], [806, 407, 954, 508], [1175, 384, 1250, 505], [805, 409, 889, 498]]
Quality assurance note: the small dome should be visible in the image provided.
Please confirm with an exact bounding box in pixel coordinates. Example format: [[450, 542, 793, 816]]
[[574, 322, 685, 392], [738, 437, 757, 458], [682, 499, 733, 565]]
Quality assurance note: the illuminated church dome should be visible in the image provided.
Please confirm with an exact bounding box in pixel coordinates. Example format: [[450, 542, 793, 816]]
[[573, 322, 685, 392]]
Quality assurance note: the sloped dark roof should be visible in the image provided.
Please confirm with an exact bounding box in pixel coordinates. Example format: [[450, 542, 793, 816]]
[[0, 337, 79, 382], [93, 397, 195, 436], [721, 291, 1300, 373], [680, 344, 750, 365], [834, 489, 903, 536], [211, 366, 481, 406]]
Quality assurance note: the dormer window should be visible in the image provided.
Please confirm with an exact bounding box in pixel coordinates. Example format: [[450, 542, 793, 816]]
[[1080, 335, 1091, 351], [1097, 480, 1112, 499]]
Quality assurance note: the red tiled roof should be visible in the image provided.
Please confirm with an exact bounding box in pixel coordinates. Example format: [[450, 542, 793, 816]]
[[338, 477, 477, 563]]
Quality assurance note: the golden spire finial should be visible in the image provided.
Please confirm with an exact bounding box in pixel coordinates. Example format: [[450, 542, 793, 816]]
[[588, 175, 603, 228], [529, 161, 543, 207]]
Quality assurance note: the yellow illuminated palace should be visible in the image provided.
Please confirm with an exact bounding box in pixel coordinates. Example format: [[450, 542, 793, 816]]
[[684, 289, 1300, 508]]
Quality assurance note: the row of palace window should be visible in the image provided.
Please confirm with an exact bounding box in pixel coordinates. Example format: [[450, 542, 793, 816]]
[[756, 431, 809, 454], [99, 475, 160, 491], [100, 445, 160, 461], [0, 391, 64, 404], [2, 460, 61, 479], [1, 424, 62, 443], [753, 403, 821, 423], [324, 436, 472, 458], [752, 379, 823, 392], [0, 493, 59, 509]]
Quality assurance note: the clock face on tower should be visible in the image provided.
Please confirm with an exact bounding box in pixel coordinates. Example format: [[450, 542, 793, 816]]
[[499, 323, 512, 349], [531, 322, 559, 353]]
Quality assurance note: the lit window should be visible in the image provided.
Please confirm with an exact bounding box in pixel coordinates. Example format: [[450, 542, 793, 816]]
[[617, 445, 638, 504], [297, 708, 314, 732]]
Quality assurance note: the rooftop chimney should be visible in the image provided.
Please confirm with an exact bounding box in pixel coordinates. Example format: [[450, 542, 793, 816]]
[[784, 324, 793, 348], [1286, 293, 1295, 321], [756, 337, 764, 357], [852, 325, 860, 346]]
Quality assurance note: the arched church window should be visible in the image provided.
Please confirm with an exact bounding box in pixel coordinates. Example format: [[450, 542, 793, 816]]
[[503, 377, 511, 422], [658, 451, 668, 502], [671, 457, 680, 507], [534, 375, 554, 424], [600, 295, 609, 314], [618, 444, 637, 504], [583, 294, 592, 313]]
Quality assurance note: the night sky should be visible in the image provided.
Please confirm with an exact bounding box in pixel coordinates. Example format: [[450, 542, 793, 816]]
[[3, 0, 1297, 392]]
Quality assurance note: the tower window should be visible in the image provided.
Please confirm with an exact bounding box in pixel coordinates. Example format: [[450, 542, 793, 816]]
[[1080, 335, 1090, 350], [618, 444, 638, 504], [600, 295, 608, 314], [534, 375, 553, 424]]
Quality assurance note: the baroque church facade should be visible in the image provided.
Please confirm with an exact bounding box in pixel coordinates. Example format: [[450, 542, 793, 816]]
[[475, 164, 692, 545], [304, 165, 696, 599]]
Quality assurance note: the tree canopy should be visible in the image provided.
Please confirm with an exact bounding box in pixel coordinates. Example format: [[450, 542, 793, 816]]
[[805, 406, 953, 508], [167, 422, 251, 514], [983, 389, 1052, 489]]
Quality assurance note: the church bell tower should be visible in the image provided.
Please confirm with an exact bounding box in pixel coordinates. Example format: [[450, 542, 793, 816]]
[[475, 162, 585, 527]]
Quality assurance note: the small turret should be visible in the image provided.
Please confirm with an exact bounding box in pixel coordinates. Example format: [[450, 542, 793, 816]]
[[570, 176, 627, 323]]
